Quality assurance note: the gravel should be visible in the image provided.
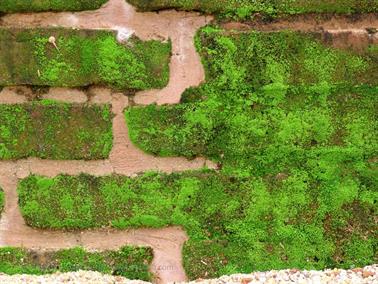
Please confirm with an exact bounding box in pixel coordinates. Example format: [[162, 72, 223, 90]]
[[0, 271, 149, 284], [0, 265, 376, 284], [188, 265, 378, 284]]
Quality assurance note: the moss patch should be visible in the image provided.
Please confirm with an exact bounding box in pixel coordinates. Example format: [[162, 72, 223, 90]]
[[0, 28, 171, 90], [126, 29, 377, 171], [122, 28, 378, 278], [0, 246, 153, 281], [18, 172, 377, 278], [128, 0, 378, 18], [0, 0, 108, 13], [0, 101, 113, 160]]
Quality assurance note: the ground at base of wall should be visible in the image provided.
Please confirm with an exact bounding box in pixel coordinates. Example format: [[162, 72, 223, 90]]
[[0, 246, 153, 281], [0, 265, 376, 284]]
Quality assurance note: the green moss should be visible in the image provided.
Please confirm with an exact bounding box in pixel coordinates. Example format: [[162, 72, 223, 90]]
[[0, 246, 153, 281], [18, 171, 377, 278], [0, 28, 171, 90], [7, 17, 377, 283], [122, 29, 377, 278], [126, 104, 208, 158], [0, 102, 113, 160], [0, 0, 108, 13], [128, 0, 378, 18], [126, 30, 377, 173]]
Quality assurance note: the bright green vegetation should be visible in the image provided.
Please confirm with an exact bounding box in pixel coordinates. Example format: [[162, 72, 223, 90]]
[[0, 28, 171, 90], [0, 0, 107, 13], [15, 28, 378, 279], [18, 171, 377, 279], [0, 101, 113, 160], [124, 28, 378, 277], [127, 28, 378, 167], [0, 246, 153, 281], [128, 0, 378, 18]]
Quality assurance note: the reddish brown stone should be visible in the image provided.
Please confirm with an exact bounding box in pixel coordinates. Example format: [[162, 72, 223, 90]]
[[362, 270, 375, 278]]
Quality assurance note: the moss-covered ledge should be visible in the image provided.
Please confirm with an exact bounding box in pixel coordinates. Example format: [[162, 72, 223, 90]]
[[0, 246, 153, 281], [127, 0, 377, 18], [0, 28, 171, 91], [0, 0, 108, 13]]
